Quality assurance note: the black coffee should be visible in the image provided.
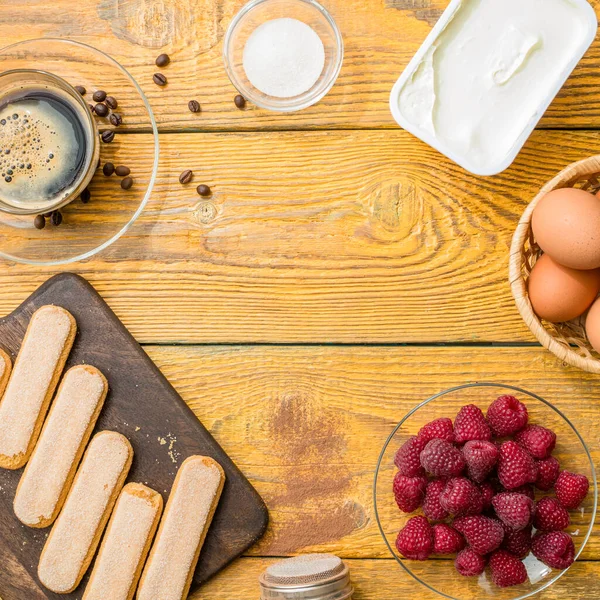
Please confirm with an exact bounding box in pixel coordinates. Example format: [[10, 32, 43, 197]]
[[0, 89, 89, 210]]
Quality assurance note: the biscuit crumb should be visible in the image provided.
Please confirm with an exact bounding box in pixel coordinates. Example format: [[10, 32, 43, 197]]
[[165, 433, 181, 464]]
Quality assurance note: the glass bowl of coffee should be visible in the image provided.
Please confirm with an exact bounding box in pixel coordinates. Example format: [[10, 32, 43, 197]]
[[0, 70, 99, 215], [0, 39, 159, 265]]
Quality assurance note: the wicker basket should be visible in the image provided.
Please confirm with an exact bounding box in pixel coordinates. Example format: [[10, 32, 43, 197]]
[[509, 155, 600, 374]]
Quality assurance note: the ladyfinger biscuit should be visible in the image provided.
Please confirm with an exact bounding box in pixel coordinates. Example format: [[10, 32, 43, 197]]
[[14, 365, 108, 528], [0, 347, 12, 397], [0, 305, 76, 469], [83, 483, 163, 600], [38, 431, 133, 594], [137, 456, 225, 600]]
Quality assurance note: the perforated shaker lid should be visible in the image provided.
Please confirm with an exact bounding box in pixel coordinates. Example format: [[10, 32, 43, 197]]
[[259, 554, 353, 599]]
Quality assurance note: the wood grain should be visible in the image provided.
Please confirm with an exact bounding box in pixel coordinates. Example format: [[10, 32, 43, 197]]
[[2, 129, 600, 343], [2, 1, 600, 597], [143, 344, 600, 560], [188, 558, 600, 600], [0, 0, 599, 130]]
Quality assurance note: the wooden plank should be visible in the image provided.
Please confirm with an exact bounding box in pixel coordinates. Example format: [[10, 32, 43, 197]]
[[143, 345, 600, 559], [0, 0, 600, 130], [2, 129, 600, 343], [188, 558, 600, 599]]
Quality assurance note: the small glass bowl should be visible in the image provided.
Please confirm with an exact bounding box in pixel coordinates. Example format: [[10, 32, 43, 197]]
[[223, 0, 343, 112], [374, 383, 597, 600]]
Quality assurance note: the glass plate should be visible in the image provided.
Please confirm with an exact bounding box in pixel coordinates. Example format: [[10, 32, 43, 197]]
[[0, 38, 159, 265], [374, 383, 597, 600]]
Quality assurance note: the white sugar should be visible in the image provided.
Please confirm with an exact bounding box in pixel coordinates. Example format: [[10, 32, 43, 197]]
[[243, 18, 325, 98]]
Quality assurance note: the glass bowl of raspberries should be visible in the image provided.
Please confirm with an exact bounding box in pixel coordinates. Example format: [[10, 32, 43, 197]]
[[374, 383, 597, 599]]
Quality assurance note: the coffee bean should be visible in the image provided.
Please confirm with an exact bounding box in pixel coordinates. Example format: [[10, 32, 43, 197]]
[[188, 100, 201, 113], [115, 165, 130, 177], [101, 130, 115, 143], [109, 113, 122, 127], [43, 212, 53, 218], [92, 90, 107, 102], [153, 73, 168, 86], [81, 188, 91, 204], [234, 95, 246, 109], [179, 169, 193, 184], [155, 53, 170, 67], [89, 104, 95, 113], [75, 85, 86, 96], [121, 176, 133, 190], [197, 184, 211, 197], [51, 211, 63, 226], [34, 215, 45, 230], [94, 103, 109, 117], [103, 162, 115, 176], [105, 96, 118, 110]]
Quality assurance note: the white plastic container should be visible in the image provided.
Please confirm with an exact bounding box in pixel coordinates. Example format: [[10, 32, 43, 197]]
[[389, 0, 598, 176]]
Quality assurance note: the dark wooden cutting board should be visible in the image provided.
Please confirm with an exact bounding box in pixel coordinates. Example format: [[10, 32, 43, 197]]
[[0, 273, 268, 600]]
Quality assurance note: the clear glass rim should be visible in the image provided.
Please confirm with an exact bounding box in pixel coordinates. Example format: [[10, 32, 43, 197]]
[[0, 38, 159, 266], [373, 382, 598, 600], [223, 0, 344, 112]]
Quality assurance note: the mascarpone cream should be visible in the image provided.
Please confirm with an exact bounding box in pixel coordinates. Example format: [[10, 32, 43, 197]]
[[393, 0, 596, 174]]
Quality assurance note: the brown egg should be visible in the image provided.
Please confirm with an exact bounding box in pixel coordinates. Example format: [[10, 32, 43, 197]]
[[532, 188, 600, 270], [585, 297, 600, 352], [527, 254, 600, 323]]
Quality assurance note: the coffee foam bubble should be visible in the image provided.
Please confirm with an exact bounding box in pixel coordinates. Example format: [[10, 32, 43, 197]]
[[0, 95, 86, 209]]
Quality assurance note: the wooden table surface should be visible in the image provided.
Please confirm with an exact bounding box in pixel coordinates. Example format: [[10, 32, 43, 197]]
[[2, 1, 600, 598]]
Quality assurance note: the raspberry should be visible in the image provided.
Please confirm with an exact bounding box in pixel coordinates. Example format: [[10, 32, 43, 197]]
[[395, 516, 434, 560], [418, 418, 455, 444], [440, 477, 483, 517], [555, 471, 589, 509], [492, 493, 535, 531], [455, 548, 487, 576], [489, 550, 528, 587], [454, 404, 492, 444], [533, 497, 570, 532], [420, 439, 465, 478], [532, 531, 575, 569], [497, 441, 538, 490], [501, 523, 532, 559], [432, 523, 466, 554], [505, 484, 535, 500], [393, 472, 428, 513], [479, 481, 495, 511], [535, 456, 560, 491], [423, 479, 449, 521], [494, 480, 535, 500], [514, 424, 556, 459], [487, 395, 528, 437], [453, 515, 505, 555], [462, 440, 499, 483], [394, 436, 427, 477]]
